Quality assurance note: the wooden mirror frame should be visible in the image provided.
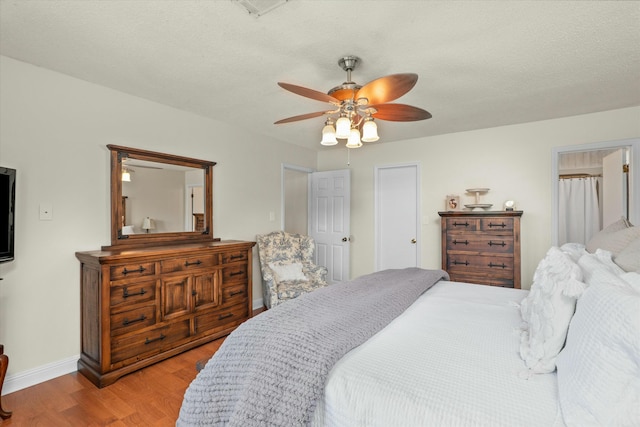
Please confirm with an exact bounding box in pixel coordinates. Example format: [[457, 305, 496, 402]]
[[106, 144, 216, 249]]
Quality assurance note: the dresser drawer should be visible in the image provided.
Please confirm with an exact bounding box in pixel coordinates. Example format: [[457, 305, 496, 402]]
[[110, 280, 156, 308], [447, 253, 514, 279], [110, 262, 155, 281], [445, 218, 479, 231], [111, 320, 190, 365], [480, 217, 514, 231], [222, 264, 248, 284], [446, 234, 514, 253], [221, 250, 249, 264], [222, 283, 248, 305], [110, 305, 156, 336], [160, 254, 218, 274], [193, 303, 249, 336]]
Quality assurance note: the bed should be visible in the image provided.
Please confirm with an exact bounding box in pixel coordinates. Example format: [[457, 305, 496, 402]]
[[177, 219, 640, 427]]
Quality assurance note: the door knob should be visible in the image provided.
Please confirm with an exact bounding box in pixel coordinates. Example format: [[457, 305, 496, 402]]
[[411, 238, 417, 244], [342, 237, 348, 242]]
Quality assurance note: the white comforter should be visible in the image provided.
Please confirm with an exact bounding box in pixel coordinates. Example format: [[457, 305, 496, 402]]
[[312, 281, 566, 427]]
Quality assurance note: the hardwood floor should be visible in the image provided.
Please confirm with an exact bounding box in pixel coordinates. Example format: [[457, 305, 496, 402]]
[[1, 337, 225, 426]]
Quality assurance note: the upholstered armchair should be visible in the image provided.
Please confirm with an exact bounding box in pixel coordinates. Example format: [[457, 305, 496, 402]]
[[256, 231, 329, 309]]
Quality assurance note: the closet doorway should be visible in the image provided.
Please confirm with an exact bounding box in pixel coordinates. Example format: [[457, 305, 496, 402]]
[[552, 138, 639, 246]]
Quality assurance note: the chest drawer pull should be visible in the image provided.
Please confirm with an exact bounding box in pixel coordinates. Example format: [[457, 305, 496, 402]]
[[230, 290, 244, 297], [123, 287, 146, 298], [229, 271, 243, 277], [122, 315, 147, 326], [452, 221, 469, 227], [145, 334, 166, 345], [230, 254, 244, 260], [488, 240, 506, 247], [452, 260, 469, 266], [122, 266, 146, 275], [185, 260, 202, 267], [488, 262, 507, 269], [488, 222, 507, 228], [218, 313, 234, 320], [452, 239, 469, 245]]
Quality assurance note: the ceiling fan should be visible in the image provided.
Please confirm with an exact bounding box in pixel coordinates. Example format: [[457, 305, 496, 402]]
[[274, 56, 432, 147]]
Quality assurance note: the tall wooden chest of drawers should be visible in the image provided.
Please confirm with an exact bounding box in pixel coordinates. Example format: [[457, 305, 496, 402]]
[[439, 211, 522, 288], [76, 240, 255, 387]]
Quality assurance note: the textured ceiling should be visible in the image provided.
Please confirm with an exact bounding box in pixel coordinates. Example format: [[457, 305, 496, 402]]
[[1, 0, 639, 150]]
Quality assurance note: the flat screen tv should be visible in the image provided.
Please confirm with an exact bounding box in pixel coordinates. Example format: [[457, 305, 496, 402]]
[[0, 167, 16, 263]]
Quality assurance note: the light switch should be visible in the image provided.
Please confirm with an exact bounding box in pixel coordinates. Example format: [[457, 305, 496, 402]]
[[39, 203, 53, 220]]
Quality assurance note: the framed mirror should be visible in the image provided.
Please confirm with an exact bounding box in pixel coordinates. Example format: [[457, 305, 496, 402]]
[[106, 144, 216, 249]]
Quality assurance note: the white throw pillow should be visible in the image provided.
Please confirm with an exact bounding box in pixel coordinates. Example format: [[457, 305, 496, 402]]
[[578, 251, 626, 286], [556, 269, 640, 426], [614, 237, 640, 272], [519, 247, 585, 374], [560, 242, 587, 262], [268, 262, 308, 282]]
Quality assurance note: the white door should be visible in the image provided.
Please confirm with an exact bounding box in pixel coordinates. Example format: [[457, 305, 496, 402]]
[[375, 164, 420, 271], [309, 170, 351, 283], [602, 149, 626, 228]]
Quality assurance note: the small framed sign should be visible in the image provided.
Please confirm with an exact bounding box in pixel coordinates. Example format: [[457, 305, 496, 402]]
[[446, 194, 460, 210]]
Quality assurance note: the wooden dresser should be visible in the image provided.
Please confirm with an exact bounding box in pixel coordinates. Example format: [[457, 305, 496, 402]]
[[439, 211, 522, 288], [76, 240, 255, 387]]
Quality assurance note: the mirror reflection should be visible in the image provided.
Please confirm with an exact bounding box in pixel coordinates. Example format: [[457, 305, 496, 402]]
[[120, 159, 205, 235]]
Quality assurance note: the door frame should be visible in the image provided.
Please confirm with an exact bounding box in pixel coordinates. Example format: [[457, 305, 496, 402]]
[[374, 162, 421, 271], [281, 163, 314, 232], [551, 138, 639, 245]]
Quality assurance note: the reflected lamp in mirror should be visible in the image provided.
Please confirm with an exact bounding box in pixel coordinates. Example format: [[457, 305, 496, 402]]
[[142, 217, 155, 233], [122, 168, 132, 182]]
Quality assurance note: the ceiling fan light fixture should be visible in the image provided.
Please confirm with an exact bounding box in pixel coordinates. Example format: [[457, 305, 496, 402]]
[[335, 115, 351, 139], [345, 127, 362, 149], [321, 119, 338, 146], [361, 117, 379, 142]]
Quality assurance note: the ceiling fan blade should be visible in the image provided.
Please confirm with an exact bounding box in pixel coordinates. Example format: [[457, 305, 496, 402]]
[[356, 73, 418, 105], [274, 111, 329, 124], [370, 104, 432, 122], [278, 82, 339, 104]]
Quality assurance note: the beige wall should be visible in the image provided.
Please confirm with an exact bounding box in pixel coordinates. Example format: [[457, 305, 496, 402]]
[[317, 107, 640, 286], [0, 56, 317, 378]]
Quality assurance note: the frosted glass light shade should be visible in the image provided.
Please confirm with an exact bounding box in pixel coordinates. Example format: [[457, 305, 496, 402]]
[[122, 170, 131, 182], [361, 119, 379, 142], [321, 123, 338, 146], [335, 116, 351, 139], [345, 128, 362, 148]]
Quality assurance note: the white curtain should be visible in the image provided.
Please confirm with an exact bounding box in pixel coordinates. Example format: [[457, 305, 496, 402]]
[[558, 177, 601, 245]]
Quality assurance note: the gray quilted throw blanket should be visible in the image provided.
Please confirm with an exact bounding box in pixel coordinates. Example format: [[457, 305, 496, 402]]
[[177, 267, 448, 426]]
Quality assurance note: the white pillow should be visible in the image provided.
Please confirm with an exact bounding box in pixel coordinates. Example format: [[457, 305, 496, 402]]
[[519, 247, 586, 374], [614, 237, 640, 272], [578, 251, 626, 285], [268, 262, 308, 282], [556, 269, 640, 426], [560, 242, 587, 262]]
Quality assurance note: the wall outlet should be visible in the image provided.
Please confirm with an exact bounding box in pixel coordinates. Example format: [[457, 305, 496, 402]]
[[39, 203, 53, 220]]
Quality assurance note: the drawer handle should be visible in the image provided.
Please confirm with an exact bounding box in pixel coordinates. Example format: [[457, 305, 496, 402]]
[[144, 334, 166, 345], [452, 260, 469, 266], [229, 271, 243, 277], [185, 260, 202, 267], [218, 313, 234, 320], [488, 262, 507, 269], [230, 290, 244, 297], [122, 266, 146, 275], [229, 254, 244, 260], [123, 315, 147, 326], [488, 241, 506, 247], [452, 221, 469, 227], [488, 222, 507, 228], [452, 239, 469, 245], [123, 287, 146, 298]]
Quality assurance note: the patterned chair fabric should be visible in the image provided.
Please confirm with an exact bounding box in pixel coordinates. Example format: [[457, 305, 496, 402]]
[[256, 231, 329, 309]]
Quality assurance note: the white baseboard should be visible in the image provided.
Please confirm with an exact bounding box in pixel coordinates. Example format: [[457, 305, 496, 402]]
[[2, 354, 78, 395], [252, 298, 264, 311]]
